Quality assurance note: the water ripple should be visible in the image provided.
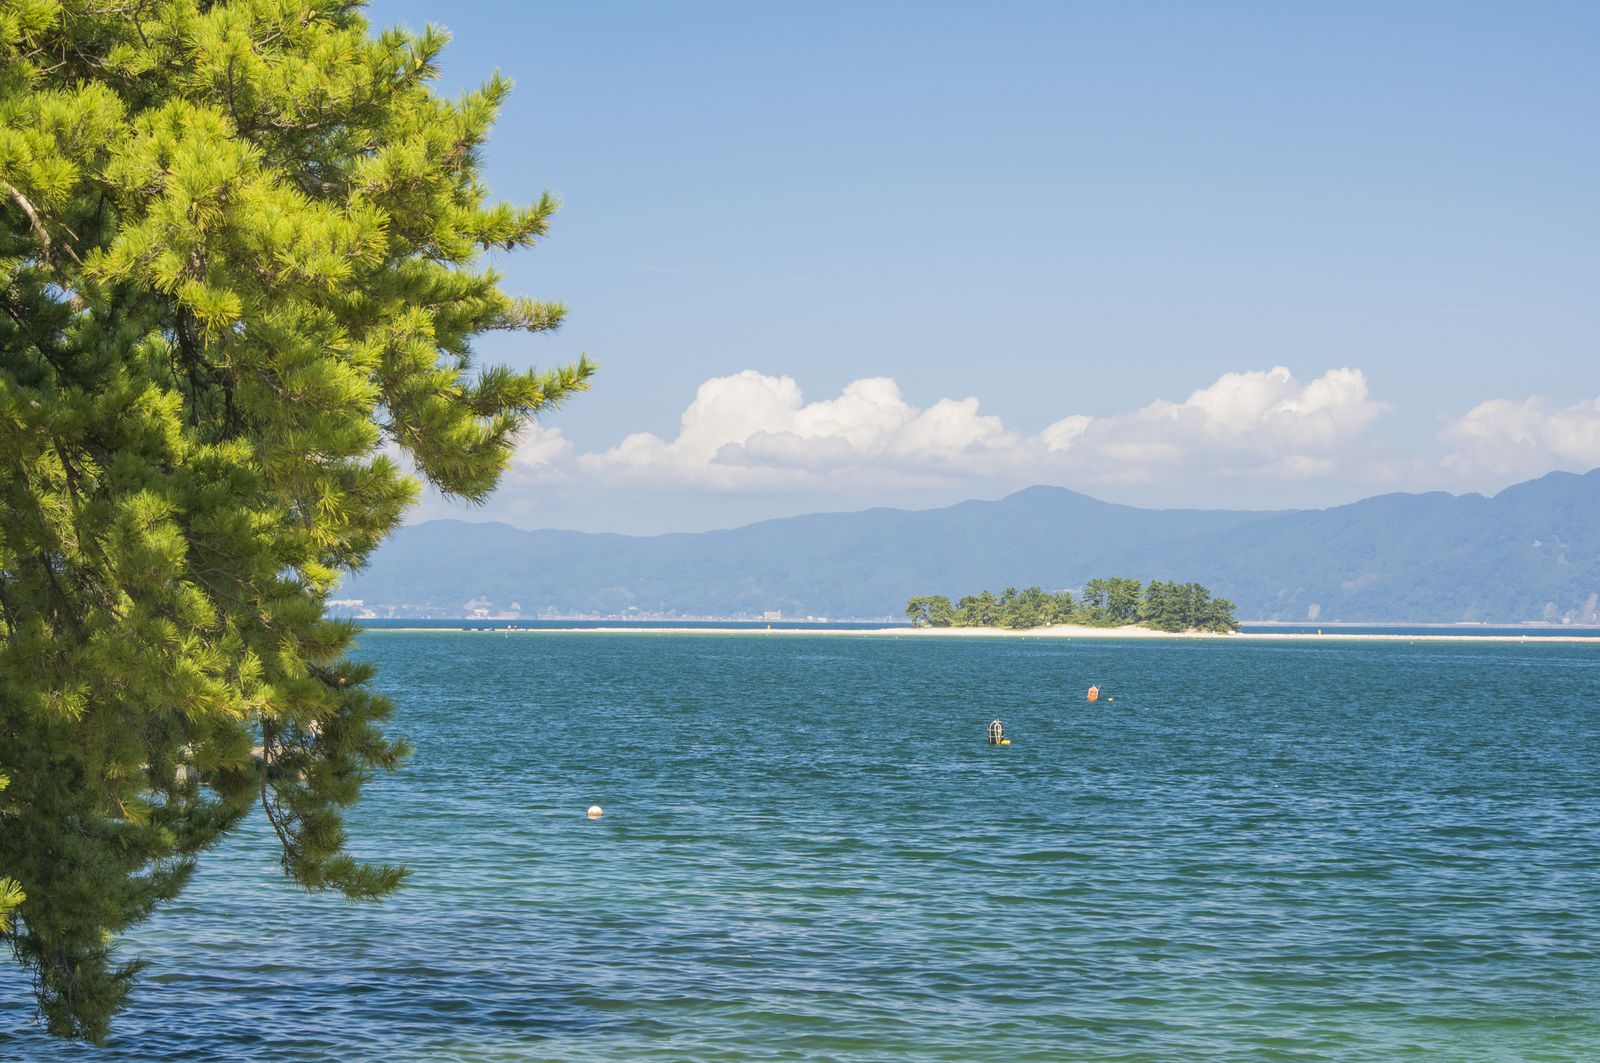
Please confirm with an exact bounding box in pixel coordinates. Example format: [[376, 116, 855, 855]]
[[4, 634, 1599, 1059]]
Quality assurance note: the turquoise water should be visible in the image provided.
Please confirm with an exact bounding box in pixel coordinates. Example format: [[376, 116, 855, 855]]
[[5, 632, 1600, 1060]]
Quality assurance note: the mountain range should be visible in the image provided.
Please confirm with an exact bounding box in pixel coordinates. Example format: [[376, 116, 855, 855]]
[[336, 469, 1600, 624]]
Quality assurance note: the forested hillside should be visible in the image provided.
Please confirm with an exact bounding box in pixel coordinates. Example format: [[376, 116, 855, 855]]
[[339, 470, 1600, 623]]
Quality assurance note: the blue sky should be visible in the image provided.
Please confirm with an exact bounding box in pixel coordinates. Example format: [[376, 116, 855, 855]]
[[366, 0, 1598, 533]]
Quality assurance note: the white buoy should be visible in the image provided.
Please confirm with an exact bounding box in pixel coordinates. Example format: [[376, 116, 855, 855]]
[[586, 805, 604, 819]]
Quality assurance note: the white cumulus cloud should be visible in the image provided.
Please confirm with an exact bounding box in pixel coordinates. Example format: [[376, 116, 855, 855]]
[[576, 372, 1027, 488], [1442, 394, 1600, 477], [1050, 365, 1387, 485], [567, 365, 1385, 493], [510, 422, 574, 474]]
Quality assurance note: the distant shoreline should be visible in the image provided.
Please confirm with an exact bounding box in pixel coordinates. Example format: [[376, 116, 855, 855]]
[[363, 622, 1600, 644]]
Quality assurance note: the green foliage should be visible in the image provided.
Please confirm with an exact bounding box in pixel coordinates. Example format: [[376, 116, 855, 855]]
[[0, 773, 20, 934], [904, 595, 955, 627], [938, 586, 1071, 628], [0, 1, 591, 1041], [1139, 580, 1237, 632], [909, 579, 1236, 632], [955, 589, 1000, 627], [1004, 585, 1066, 629], [1078, 577, 1143, 626]]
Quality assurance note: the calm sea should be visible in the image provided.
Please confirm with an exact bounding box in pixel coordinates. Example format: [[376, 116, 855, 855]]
[[5, 632, 1599, 1060]]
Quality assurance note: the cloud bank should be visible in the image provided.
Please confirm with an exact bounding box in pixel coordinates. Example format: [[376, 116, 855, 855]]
[[395, 367, 1600, 532], [1443, 395, 1600, 478], [547, 365, 1389, 494]]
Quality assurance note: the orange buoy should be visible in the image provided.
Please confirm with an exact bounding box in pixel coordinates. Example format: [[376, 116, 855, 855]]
[[1086, 685, 1100, 702]]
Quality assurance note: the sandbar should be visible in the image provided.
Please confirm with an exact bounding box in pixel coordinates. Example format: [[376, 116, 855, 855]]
[[371, 623, 1598, 644]]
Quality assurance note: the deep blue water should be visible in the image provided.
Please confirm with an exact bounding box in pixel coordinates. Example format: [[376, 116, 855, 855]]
[[5, 633, 1599, 1060]]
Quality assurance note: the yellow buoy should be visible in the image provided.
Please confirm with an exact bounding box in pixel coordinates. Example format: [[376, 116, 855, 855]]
[[586, 805, 604, 819], [999, 739, 1011, 746]]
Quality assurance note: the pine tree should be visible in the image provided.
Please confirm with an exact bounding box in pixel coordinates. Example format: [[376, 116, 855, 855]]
[[0, 772, 20, 933], [1105, 577, 1143, 624], [1077, 578, 1110, 623], [955, 590, 1000, 627], [1202, 595, 1241, 632], [1140, 579, 1183, 631], [1176, 582, 1204, 629], [0, 1, 592, 1040], [1047, 590, 1074, 624], [904, 595, 956, 627], [1005, 586, 1051, 629]]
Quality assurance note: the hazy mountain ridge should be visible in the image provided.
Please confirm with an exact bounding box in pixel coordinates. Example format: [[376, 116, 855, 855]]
[[337, 470, 1600, 623]]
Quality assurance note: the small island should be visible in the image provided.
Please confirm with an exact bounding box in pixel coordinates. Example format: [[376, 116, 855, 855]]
[[905, 578, 1240, 633]]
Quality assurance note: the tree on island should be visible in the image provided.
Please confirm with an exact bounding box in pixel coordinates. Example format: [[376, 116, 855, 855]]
[[956, 589, 1002, 626], [1078, 577, 1144, 626], [0, 2, 591, 1041], [905, 579, 1238, 633], [1004, 585, 1073, 629], [1139, 580, 1238, 632], [905, 595, 957, 627]]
